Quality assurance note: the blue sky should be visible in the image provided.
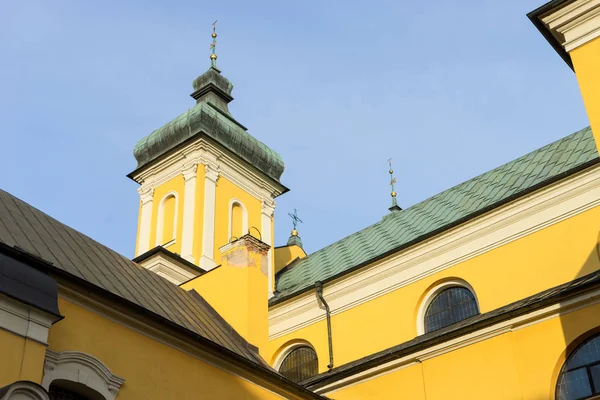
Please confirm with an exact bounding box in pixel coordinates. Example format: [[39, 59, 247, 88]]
[[0, 0, 589, 258]]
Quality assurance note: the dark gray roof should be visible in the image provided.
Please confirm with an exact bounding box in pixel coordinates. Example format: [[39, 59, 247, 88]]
[[0, 251, 61, 317], [0, 188, 264, 365], [303, 267, 600, 390]]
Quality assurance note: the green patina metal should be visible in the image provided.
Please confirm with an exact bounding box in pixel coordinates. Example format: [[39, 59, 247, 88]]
[[132, 65, 285, 182], [287, 234, 303, 249], [272, 126, 598, 303]]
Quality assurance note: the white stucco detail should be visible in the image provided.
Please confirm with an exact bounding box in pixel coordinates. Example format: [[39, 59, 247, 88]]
[[0, 381, 49, 400], [42, 350, 125, 400], [137, 252, 202, 285], [541, 0, 600, 52], [261, 201, 275, 298], [200, 164, 219, 271], [0, 294, 59, 345], [181, 164, 198, 262], [136, 186, 154, 256]]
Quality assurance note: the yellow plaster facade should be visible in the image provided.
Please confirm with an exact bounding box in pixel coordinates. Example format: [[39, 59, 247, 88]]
[[46, 297, 293, 400]]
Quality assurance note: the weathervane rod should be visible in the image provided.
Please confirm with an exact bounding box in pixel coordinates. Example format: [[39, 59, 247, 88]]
[[210, 20, 218, 68], [388, 159, 402, 212], [288, 209, 303, 232]]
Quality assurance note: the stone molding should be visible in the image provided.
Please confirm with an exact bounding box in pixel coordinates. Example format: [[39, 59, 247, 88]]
[[42, 350, 125, 400], [182, 163, 198, 181], [0, 381, 49, 400], [541, 0, 600, 51], [0, 294, 60, 345]]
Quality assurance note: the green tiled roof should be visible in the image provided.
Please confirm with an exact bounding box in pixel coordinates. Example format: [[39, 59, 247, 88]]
[[272, 126, 598, 303], [132, 67, 285, 182]]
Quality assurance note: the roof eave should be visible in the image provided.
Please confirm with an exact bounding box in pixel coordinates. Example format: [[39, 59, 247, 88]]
[[527, 0, 575, 70], [126, 131, 290, 196], [0, 243, 324, 400]]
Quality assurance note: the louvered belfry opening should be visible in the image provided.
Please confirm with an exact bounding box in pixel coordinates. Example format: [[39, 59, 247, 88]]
[[279, 346, 319, 383]]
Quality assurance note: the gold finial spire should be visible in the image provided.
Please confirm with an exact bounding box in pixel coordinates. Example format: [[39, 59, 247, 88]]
[[210, 20, 218, 67], [388, 158, 402, 212]]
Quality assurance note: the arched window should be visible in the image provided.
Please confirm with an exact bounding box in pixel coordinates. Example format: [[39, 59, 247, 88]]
[[278, 346, 318, 383], [423, 286, 479, 333], [228, 199, 248, 242], [156, 193, 178, 246], [42, 350, 124, 400], [556, 333, 600, 400]]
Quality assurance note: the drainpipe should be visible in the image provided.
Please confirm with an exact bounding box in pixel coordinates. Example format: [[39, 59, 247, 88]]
[[315, 281, 334, 370]]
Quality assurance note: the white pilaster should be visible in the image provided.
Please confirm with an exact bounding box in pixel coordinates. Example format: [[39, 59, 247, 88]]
[[261, 200, 275, 298], [200, 164, 219, 270], [180, 164, 198, 263], [137, 186, 154, 256]]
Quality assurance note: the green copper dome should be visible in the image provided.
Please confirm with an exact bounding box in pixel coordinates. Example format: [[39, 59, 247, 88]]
[[133, 66, 285, 182]]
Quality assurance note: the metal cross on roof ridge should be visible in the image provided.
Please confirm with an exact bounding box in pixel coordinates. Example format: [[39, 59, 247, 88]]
[[288, 209, 303, 230]]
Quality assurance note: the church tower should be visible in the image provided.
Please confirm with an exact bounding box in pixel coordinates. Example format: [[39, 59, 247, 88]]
[[129, 26, 286, 301]]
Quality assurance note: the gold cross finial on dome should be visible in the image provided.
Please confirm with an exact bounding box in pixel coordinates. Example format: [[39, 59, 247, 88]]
[[210, 20, 218, 67]]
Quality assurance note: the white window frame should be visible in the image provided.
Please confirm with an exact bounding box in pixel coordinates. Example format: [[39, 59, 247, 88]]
[[155, 191, 179, 247], [42, 350, 125, 400], [228, 198, 248, 242], [416, 279, 479, 335], [273, 341, 318, 371], [0, 381, 50, 400]]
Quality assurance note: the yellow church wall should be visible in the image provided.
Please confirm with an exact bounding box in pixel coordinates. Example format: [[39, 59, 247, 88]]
[[421, 333, 522, 400], [149, 175, 185, 255], [327, 300, 600, 399], [571, 36, 600, 152], [274, 245, 307, 274], [328, 363, 426, 400], [213, 175, 262, 265], [0, 330, 46, 387], [267, 204, 600, 372], [47, 297, 288, 400], [183, 237, 269, 355]]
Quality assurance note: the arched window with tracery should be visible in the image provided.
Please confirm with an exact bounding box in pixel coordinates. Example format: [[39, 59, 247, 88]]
[[423, 286, 479, 333], [556, 333, 600, 400], [278, 346, 318, 383]]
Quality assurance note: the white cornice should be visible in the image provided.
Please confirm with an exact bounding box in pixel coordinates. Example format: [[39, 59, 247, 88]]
[[269, 164, 600, 339], [314, 286, 600, 395], [137, 252, 202, 285], [541, 0, 600, 52], [0, 294, 61, 345], [131, 138, 284, 201]]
